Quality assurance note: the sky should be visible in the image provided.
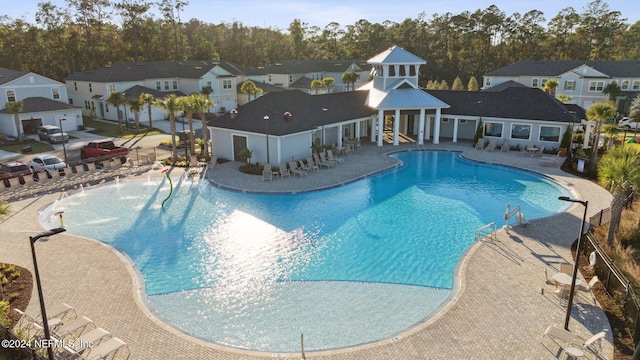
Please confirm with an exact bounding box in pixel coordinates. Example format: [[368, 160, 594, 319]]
[[4, 0, 639, 30]]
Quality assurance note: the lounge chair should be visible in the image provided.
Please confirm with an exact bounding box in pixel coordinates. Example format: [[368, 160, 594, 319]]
[[501, 139, 510, 152], [288, 161, 308, 177], [541, 325, 585, 352], [305, 157, 319, 173], [13, 308, 40, 334], [74, 327, 111, 353], [262, 163, 273, 181], [539, 151, 563, 166], [48, 302, 76, 322], [313, 153, 333, 168], [319, 152, 338, 167], [53, 316, 94, 339], [484, 139, 497, 151], [475, 138, 484, 150], [298, 160, 312, 173], [278, 163, 291, 178], [583, 331, 607, 355], [82, 337, 129, 360], [327, 149, 345, 164], [583, 251, 597, 272], [535, 146, 545, 156]]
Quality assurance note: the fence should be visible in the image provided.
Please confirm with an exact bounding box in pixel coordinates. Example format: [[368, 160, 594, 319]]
[[0, 325, 45, 360]]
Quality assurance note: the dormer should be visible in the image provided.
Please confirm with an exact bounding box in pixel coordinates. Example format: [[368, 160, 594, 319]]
[[367, 46, 425, 91]]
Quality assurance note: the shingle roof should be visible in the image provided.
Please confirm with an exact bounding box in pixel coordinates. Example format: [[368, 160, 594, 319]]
[[66, 61, 227, 82], [0, 67, 28, 85], [121, 85, 186, 100], [237, 80, 287, 93], [367, 46, 426, 65], [260, 59, 371, 74], [0, 97, 79, 114], [426, 87, 577, 122], [211, 90, 375, 136], [485, 60, 640, 78]]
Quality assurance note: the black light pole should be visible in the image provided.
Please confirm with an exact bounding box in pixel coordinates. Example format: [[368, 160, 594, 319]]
[[264, 115, 270, 164], [181, 113, 188, 159], [29, 227, 66, 360], [558, 196, 589, 330], [322, 108, 328, 145], [58, 116, 68, 166]]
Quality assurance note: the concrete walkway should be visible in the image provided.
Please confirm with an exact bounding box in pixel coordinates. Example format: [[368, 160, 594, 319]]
[[0, 141, 614, 359]]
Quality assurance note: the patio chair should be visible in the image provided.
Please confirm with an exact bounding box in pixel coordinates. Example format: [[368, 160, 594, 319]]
[[475, 138, 484, 150], [278, 163, 291, 178], [82, 337, 129, 360], [289, 161, 308, 177], [541, 325, 585, 352], [535, 146, 545, 156], [53, 316, 94, 339], [583, 331, 607, 355], [262, 163, 273, 181], [305, 157, 319, 173], [582, 251, 597, 272], [47, 302, 76, 322], [579, 276, 600, 304], [319, 152, 338, 167], [298, 160, 312, 173], [484, 139, 497, 151], [327, 149, 345, 164], [501, 139, 510, 152], [313, 153, 333, 168]]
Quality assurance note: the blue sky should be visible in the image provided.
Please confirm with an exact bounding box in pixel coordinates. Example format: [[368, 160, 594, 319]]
[[5, 0, 639, 30]]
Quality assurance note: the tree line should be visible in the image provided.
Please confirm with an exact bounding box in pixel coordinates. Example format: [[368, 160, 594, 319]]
[[0, 0, 638, 86]]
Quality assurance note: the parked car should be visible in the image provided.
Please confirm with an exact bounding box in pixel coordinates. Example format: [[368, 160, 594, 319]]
[[37, 125, 69, 144], [29, 155, 66, 173], [618, 117, 640, 130], [80, 140, 128, 163], [0, 161, 32, 181]]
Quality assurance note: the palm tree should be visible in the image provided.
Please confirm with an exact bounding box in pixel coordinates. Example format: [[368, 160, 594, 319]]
[[155, 94, 182, 162], [602, 124, 618, 149], [5, 100, 24, 140], [190, 93, 213, 161], [598, 145, 640, 246], [201, 85, 214, 112], [323, 77, 335, 93], [240, 80, 263, 101], [543, 79, 559, 96], [586, 102, 616, 171], [106, 91, 126, 134], [127, 97, 143, 133], [140, 93, 155, 129], [341, 71, 359, 91], [311, 79, 323, 94], [179, 95, 197, 156], [602, 82, 622, 103]]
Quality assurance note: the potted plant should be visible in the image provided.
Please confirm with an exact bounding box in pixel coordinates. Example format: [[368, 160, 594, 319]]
[[238, 148, 253, 164], [575, 147, 588, 172], [559, 127, 571, 156]]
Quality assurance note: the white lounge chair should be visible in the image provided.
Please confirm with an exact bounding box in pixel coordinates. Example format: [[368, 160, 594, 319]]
[[327, 149, 345, 164], [278, 163, 291, 178], [305, 157, 319, 173], [542, 325, 585, 358], [319, 152, 338, 167], [313, 153, 333, 168], [53, 316, 94, 339], [262, 163, 273, 182], [484, 139, 497, 151], [501, 139, 510, 152], [82, 337, 129, 360], [288, 161, 308, 177], [583, 331, 607, 355], [475, 138, 484, 149]]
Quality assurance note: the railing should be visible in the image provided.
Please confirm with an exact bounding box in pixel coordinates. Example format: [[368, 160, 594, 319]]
[[0, 325, 45, 360], [475, 222, 497, 242]]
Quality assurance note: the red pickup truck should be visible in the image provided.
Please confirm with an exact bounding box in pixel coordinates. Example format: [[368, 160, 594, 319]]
[[80, 141, 128, 163]]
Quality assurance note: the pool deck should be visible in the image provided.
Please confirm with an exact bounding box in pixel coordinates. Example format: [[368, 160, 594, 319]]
[[0, 140, 615, 359]]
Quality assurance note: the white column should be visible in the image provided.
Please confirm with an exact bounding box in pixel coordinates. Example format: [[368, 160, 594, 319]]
[[418, 109, 425, 145], [452, 117, 459, 143], [377, 110, 384, 146], [584, 121, 592, 148], [393, 109, 400, 146], [433, 108, 441, 145], [355, 121, 361, 139], [337, 124, 343, 148], [370, 116, 376, 143], [425, 117, 431, 141]]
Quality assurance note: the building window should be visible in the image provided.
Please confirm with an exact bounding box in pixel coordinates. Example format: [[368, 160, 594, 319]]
[[532, 78, 540, 87], [621, 80, 630, 90], [52, 88, 60, 100], [84, 100, 91, 110], [484, 122, 503, 137], [289, 75, 293, 83], [588, 81, 605, 92], [633, 80, 640, 90], [540, 126, 561, 142], [207, 81, 212, 87], [485, 77, 491, 86], [564, 81, 576, 91], [156, 81, 161, 91], [172, 80, 178, 90], [164, 81, 170, 90], [510, 124, 531, 140], [89, 83, 92, 93], [541, 78, 548, 87], [74, 82, 78, 91], [6, 90, 16, 102], [459, 119, 467, 124], [223, 80, 232, 89], [69, 98, 73, 105], [268, 75, 272, 82]]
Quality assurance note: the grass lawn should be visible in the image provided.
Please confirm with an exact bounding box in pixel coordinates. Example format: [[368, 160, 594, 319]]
[[83, 117, 165, 138], [0, 139, 54, 154]]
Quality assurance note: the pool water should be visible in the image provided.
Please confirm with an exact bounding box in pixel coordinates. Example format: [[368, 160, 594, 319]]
[[40, 151, 570, 352]]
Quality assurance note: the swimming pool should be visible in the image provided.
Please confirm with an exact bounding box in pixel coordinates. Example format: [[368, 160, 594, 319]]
[[40, 151, 571, 352]]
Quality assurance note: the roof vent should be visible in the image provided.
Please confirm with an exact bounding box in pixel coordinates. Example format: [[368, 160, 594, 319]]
[[195, 66, 202, 70], [105, 64, 111, 68], [135, 62, 145, 66], [230, 109, 238, 119]]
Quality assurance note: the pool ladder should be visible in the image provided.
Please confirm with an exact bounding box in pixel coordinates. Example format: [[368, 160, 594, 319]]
[[474, 222, 497, 242]]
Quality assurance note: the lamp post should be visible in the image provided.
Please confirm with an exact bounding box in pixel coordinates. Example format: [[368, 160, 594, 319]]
[[29, 227, 66, 360], [264, 115, 270, 164], [322, 108, 328, 145], [558, 196, 589, 330], [58, 116, 68, 166], [181, 113, 188, 159]]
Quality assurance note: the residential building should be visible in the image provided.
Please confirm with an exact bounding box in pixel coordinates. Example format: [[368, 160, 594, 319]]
[[0, 67, 82, 138], [483, 60, 640, 113]]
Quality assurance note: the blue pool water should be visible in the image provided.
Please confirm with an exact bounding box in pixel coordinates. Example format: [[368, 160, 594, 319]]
[[40, 151, 571, 352]]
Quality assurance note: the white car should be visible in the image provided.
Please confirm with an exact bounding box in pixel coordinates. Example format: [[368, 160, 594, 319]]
[[29, 155, 66, 173], [618, 117, 640, 129]]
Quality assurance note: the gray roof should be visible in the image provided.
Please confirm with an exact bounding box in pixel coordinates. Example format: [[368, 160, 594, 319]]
[[237, 80, 287, 94], [367, 46, 426, 65], [0, 97, 79, 114], [426, 87, 577, 122], [0, 67, 28, 86], [121, 85, 186, 100], [260, 59, 371, 75], [212, 90, 375, 136], [66, 60, 250, 82], [485, 60, 640, 78]]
